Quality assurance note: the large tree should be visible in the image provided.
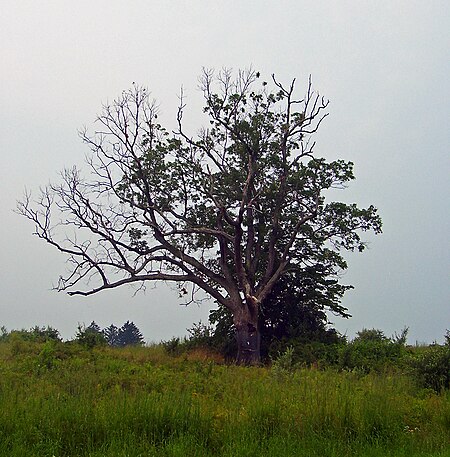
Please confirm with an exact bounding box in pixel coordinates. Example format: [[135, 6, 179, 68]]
[[18, 69, 381, 364]]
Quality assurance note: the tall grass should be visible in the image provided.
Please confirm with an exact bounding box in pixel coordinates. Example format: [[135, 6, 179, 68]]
[[0, 341, 448, 456]]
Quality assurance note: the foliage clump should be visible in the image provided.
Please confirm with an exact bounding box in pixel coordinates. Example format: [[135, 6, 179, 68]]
[[0, 325, 61, 343], [75, 321, 107, 349], [338, 328, 409, 373], [408, 333, 450, 392], [271, 346, 297, 377], [162, 322, 223, 358]]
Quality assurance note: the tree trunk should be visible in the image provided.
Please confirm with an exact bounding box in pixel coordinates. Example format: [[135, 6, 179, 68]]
[[234, 309, 260, 365]]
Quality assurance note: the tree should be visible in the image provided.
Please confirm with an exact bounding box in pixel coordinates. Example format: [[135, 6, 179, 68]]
[[102, 324, 120, 347], [117, 321, 144, 346], [18, 69, 382, 364], [75, 321, 106, 348], [86, 321, 102, 334]]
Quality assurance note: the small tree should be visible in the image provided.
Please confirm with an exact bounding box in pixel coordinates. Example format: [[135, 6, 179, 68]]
[[103, 324, 120, 347], [76, 321, 106, 348], [18, 69, 381, 364], [117, 321, 144, 346], [86, 321, 102, 334]]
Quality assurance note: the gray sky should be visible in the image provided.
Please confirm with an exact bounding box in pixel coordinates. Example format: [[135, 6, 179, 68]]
[[1, 0, 449, 343]]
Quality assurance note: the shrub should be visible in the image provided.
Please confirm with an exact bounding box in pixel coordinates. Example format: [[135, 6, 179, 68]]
[[37, 341, 58, 370], [29, 325, 62, 342], [75, 322, 106, 349], [162, 337, 183, 355], [354, 328, 387, 343], [185, 322, 216, 349], [271, 346, 296, 377], [268, 338, 343, 367], [409, 343, 450, 392], [338, 328, 408, 373], [1, 326, 61, 343]]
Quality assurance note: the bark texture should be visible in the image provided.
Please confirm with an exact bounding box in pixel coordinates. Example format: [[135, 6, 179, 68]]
[[233, 305, 260, 365]]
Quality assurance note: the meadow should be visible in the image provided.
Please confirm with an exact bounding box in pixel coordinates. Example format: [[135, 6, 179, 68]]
[[0, 339, 449, 457]]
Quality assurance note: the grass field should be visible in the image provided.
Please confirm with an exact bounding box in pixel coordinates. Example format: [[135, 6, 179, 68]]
[[0, 341, 448, 456]]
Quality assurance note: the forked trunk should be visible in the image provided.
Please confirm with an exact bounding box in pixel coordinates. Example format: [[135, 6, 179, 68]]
[[234, 309, 260, 365]]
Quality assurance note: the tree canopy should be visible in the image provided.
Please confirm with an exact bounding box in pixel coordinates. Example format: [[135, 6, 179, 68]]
[[18, 69, 382, 363]]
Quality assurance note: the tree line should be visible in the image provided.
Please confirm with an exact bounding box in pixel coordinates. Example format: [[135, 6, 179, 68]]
[[0, 321, 144, 348]]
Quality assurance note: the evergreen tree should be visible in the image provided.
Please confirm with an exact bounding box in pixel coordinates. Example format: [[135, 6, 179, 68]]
[[117, 321, 144, 346], [103, 324, 120, 347], [86, 321, 101, 334]]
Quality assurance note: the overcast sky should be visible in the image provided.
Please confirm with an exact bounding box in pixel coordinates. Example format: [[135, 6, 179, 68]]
[[1, 0, 449, 343]]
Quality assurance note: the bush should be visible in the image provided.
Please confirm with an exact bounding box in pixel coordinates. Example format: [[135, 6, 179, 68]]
[[185, 322, 216, 349], [0, 326, 61, 343], [354, 328, 387, 343], [166, 322, 235, 357], [409, 343, 450, 392], [271, 346, 296, 377], [0, 326, 8, 342], [338, 328, 408, 373], [75, 323, 106, 349], [268, 338, 343, 367], [161, 323, 231, 361], [37, 341, 58, 370], [162, 337, 183, 355]]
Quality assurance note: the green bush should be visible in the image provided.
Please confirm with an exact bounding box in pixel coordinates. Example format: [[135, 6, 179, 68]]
[[409, 344, 450, 392], [75, 323, 107, 349], [162, 337, 183, 355], [338, 340, 407, 373], [268, 338, 342, 367], [37, 341, 58, 370], [271, 346, 296, 377], [338, 328, 412, 373], [0, 326, 8, 342], [186, 322, 215, 349], [354, 328, 388, 343], [0, 326, 61, 343], [163, 322, 236, 359]]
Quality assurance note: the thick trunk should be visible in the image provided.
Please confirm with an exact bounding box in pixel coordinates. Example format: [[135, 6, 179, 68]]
[[234, 309, 260, 365]]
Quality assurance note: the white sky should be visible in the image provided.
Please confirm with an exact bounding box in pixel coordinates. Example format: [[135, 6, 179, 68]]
[[1, 0, 449, 343]]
